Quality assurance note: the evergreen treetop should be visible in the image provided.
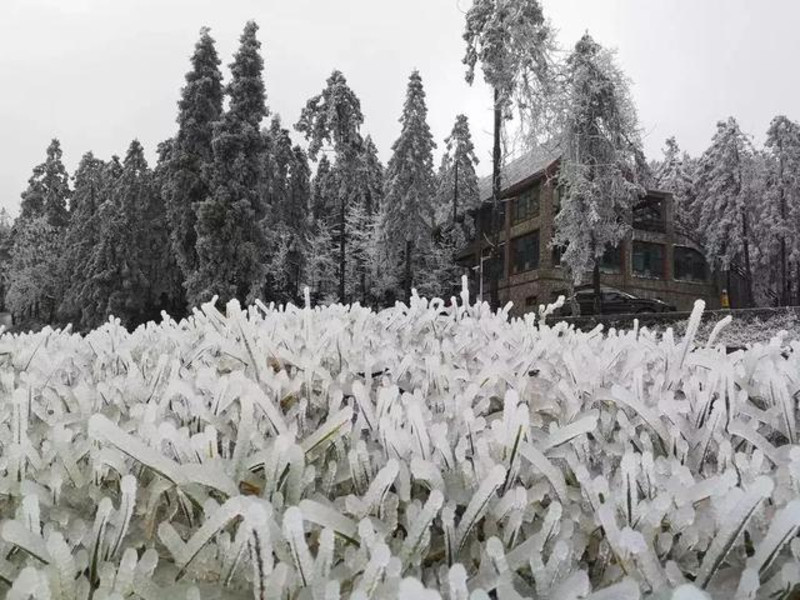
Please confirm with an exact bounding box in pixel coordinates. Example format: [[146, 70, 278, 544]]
[[20, 139, 71, 228]]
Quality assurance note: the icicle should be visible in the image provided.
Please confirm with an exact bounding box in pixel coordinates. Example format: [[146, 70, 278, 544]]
[[400, 490, 444, 566], [283, 506, 314, 587], [696, 476, 774, 588], [455, 465, 506, 555]]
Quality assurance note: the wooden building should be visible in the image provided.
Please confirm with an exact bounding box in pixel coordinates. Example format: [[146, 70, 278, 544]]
[[456, 151, 720, 315]]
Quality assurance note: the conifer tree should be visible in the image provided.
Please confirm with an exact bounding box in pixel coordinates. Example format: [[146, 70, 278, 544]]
[[60, 152, 106, 324], [764, 116, 800, 305], [383, 71, 437, 300], [306, 158, 339, 302], [164, 27, 223, 298], [268, 139, 312, 303], [463, 0, 554, 308], [310, 154, 335, 223], [0, 208, 10, 311], [6, 139, 71, 324], [695, 117, 757, 306], [552, 34, 644, 314], [190, 21, 268, 306], [19, 139, 71, 227], [655, 137, 697, 240], [150, 141, 185, 318], [296, 70, 365, 303], [262, 116, 296, 216], [436, 114, 480, 224], [4, 217, 64, 325], [348, 136, 385, 304], [83, 141, 160, 328]]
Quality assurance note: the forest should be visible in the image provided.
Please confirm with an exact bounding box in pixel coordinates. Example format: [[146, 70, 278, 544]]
[[0, 6, 799, 333]]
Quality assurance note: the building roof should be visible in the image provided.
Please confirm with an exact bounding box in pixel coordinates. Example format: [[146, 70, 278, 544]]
[[477, 146, 561, 203]]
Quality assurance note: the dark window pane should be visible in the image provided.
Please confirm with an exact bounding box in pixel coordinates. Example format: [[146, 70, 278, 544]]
[[553, 186, 562, 215], [552, 244, 563, 266], [511, 185, 540, 225], [511, 231, 540, 274], [633, 197, 666, 232], [674, 246, 707, 282], [600, 246, 622, 274], [477, 203, 504, 235], [633, 241, 665, 279]]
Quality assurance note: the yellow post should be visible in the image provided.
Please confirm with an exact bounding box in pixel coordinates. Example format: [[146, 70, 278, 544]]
[[721, 288, 730, 309]]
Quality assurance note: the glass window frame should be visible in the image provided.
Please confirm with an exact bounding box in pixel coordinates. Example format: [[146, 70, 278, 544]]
[[511, 184, 541, 225], [510, 230, 540, 275], [632, 241, 666, 279], [674, 245, 708, 283]]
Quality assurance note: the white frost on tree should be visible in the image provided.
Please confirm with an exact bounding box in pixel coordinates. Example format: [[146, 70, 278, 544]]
[[552, 34, 644, 311], [655, 136, 698, 241], [694, 117, 758, 305], [383, 70, 437, 301]]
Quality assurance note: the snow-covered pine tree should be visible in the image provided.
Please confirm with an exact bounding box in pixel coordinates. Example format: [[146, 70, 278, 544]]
[[764, 116, 800, 305], [4, 216, 64, 326], [267, 139, 311, 304], [190, 21, 268, 307], [163, 27, 223, 301], [286, 146, 312, 300], [425, 115, 480, 299], [304, 156, 339, 303], [295, 70, 365, 303], [694, 117, 757, 307], [310, 154, 335, 223], [383, 71, 437, 301], [262, 116, 296, 219], [347, 136, 385, 305], [437, 114, 480, 224], [304, 215, 338, 305], [552, 34, 644, 314], [5, 139, 71, 324], [150, 140, 185, 319], [60, 152, 106, 325], [82, 141, 168, 328], [655, 137, 698, 242], [463, 0, 554, 308], [19, 139, 71, 228], [0, 208, 10, 311]]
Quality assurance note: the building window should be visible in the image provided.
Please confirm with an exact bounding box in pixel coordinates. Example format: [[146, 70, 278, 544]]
[[552, 243, 564, 266], [674, 246, 708, 282], [511, 184, 540, 224], [481, 243, 505, 279], [600, 245, 623, 274], [525, 295, 538, 307], [633, 197, 666, 232], [511, 231, 540, 275], [633, 241, 665, 279], [477, 203, 505, 235], [553, 185, 563, 215]]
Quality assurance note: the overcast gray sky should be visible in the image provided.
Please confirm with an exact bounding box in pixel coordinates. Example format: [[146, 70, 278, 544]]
[[2, 0, 800, 217]]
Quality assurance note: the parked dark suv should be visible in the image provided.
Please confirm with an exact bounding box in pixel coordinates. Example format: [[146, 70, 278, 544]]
[[554, 286, 677, 316]]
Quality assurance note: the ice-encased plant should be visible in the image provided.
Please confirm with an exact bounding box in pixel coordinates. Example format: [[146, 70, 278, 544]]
[[0, 280, 799, 599]]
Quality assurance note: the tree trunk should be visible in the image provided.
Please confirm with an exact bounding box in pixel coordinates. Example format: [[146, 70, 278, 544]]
[[404, 239, 412, 301], [453, 159, 459, 224], [741, 208, 753, 308], [796, 262, 800, 305], [781, 237, 788, 306], [490, 87, 502, 311], [339, 195, 346, 304], [592, 262, 602, 315]]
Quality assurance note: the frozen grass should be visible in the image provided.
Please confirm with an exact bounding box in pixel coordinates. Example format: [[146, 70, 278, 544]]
[[671, 310, 800, 348], [0, 284, 799, 599]]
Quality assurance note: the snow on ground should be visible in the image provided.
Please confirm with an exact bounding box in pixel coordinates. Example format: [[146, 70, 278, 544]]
[[670, 310, 800, 349], [0, 288, 799, 599]]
